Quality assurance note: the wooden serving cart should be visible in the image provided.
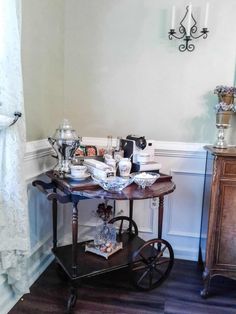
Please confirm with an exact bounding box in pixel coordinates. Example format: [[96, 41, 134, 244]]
[[33, 171, 176, 313]]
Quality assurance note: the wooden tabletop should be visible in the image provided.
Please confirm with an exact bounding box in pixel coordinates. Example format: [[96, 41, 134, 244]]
[[204, 145, 236, 157], [46, 170, 176, 201]]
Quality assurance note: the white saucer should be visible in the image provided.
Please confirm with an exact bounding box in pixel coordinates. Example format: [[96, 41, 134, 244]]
[[69, 173, 90, 181]]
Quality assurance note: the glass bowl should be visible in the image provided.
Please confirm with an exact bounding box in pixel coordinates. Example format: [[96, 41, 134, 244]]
[[92, 175, 134, 192], [132, 172, 160, 189]]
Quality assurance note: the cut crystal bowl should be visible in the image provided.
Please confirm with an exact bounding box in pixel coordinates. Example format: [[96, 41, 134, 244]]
[[92, 175, 134, 192], [132, 172, 160, 189]]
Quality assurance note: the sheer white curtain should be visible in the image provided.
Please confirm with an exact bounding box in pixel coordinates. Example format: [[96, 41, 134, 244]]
[[0, 0, 30, 294]]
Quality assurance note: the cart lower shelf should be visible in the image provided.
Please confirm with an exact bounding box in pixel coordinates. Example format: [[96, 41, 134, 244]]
[[53, 233, 145, 280]]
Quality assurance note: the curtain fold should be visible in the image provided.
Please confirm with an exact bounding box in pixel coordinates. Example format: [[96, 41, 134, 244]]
[[0, 0, 30, 294]]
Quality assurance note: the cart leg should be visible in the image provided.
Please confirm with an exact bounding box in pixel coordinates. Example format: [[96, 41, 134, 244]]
[[72, 201, 79, 278], [129, 200, 134, 233], [52, 187, 58, 250], [65, 201, 79, 313], [157, 196, 164, 252], [158, 196, 164, 240], [113, 199, 116, 216]]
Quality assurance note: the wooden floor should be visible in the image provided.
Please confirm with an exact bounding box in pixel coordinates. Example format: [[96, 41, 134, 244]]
[[9, 259, 236, 314]]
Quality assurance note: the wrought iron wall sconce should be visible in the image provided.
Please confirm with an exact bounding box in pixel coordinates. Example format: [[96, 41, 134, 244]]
[[168, 3, 209, 52]]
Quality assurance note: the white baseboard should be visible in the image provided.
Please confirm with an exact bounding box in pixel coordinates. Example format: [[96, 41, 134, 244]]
[[174, 247, 199, 261]]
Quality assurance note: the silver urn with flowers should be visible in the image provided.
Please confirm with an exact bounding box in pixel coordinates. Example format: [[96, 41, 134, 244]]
[[213, 85, 236, 148], [48, 119, 81, 174]]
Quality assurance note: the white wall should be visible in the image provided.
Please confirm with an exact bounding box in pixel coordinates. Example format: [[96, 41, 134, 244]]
[[64, 0, 236, 143], [21, 0, 236, 143], [22, 0, 65, 141]]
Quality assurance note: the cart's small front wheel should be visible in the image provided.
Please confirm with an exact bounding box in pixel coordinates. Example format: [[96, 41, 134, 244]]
[[66, 287, 77, 314], [131, 238, 174, 291], [109, 215, 138, 239]]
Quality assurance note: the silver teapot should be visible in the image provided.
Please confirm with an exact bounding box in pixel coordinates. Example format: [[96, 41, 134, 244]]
[[48, 119, 80, 173]]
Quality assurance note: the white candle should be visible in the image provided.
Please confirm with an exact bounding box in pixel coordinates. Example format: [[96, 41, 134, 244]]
[[186, 4, 192, 36], [171, 5, 176, 29], [204, 2, 209, 28]]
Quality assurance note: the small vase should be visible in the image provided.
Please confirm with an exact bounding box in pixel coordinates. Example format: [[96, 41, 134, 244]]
[[214, 112, 232, 149], [216, 111, 232, 125], [118, 158, 132, 177]]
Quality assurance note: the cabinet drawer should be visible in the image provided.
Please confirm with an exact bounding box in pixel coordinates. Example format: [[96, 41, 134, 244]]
[[222, 160, 236, 177]]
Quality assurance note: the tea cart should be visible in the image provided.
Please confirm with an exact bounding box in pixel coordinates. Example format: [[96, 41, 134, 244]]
[[33, 171, 175, 313]]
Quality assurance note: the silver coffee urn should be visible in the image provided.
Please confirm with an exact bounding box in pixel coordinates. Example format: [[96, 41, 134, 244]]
[[48, 119, 80, 174]]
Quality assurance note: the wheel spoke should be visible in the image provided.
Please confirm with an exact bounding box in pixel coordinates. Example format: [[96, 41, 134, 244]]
[[119, 220, 124, 235], [109, 216, 138, 237], [156, 258, 170, 266], [153, 265, 164, 277], [138, 252, 149, 265], [149, 270, 153, 288], [156, 245, 167, 259], [132, 262, 148, 272], [137, 268, 150, 285], [146, 244, 168, 264], [125, 227, 133, 234], [146, 245, 167, 265]]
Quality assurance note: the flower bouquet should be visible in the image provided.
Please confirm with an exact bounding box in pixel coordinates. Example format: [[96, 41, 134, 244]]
[[214, 85, 236, 96], [214, 85, 236, 107]]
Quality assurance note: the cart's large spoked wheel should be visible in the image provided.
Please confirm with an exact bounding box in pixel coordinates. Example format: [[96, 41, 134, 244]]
[[131, 238, 174, 291], [109, 216, 138, 239]]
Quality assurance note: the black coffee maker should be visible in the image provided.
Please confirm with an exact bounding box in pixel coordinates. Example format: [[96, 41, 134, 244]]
[[121, 135, 146, 159], [121, 135, 161, 172]]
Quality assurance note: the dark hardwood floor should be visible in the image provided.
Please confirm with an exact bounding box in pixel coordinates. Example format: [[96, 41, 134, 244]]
[[9, 259, 236, 314]]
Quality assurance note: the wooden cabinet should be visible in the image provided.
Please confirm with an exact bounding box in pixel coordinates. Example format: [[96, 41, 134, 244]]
[[199, 145, 236, 297]]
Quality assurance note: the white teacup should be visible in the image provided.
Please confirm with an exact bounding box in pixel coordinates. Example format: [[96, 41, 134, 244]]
[[70, 165, 87, 177]]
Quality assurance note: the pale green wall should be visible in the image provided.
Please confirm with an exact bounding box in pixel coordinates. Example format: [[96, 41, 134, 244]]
[[22, 0, 64, 141], [64, 0, 236, 143], [22, 0, 236, 143]]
